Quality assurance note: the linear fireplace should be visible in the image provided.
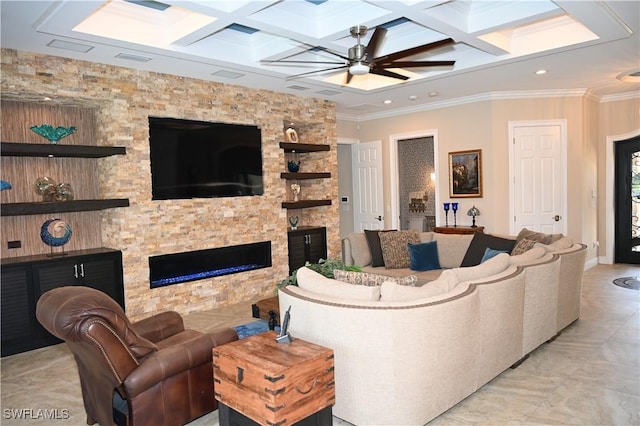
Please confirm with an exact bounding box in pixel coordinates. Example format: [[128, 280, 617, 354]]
[[149, 241, 271, 288]]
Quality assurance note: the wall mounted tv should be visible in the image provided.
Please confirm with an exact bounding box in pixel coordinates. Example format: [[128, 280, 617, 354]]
[[149, 117, 264, 200]]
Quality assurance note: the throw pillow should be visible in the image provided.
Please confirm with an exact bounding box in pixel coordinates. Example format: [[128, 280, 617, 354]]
[[516, 228, 562, 245], [379, 230, 421, 269], [347, 233, 372, 266], [511, 238, 537, 255], [460, 232, 516, 267], [364, 229, 396, 267], [408, 241, 441, 271], [333, 269, 418, 286], [480, 247, 508, 263], [296, 267, 380, 301], [453, 253, 511, 283]]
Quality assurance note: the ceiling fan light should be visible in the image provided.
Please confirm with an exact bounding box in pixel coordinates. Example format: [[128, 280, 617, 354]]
[[349, 62, 369, 75]]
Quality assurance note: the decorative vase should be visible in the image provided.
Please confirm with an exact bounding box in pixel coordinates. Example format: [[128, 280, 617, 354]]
[[284, 127, 299, 143], [289, 216, 299, 230], [290, 183, 300, 202], [30, 124, 76, 144], [287, 161, 300, 172]]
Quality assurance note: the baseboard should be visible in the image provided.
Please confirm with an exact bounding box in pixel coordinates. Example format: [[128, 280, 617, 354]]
[[585, 257, 599, 270]]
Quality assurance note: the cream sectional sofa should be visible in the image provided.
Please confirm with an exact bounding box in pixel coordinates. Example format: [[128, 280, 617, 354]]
[[278, 231, 587, 426]]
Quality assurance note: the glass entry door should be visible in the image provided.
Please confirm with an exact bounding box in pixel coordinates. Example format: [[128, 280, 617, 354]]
[[615, 135, 640, 264]]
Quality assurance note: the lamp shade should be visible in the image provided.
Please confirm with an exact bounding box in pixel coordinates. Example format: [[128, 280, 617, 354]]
[[467, 205, 480, 216]]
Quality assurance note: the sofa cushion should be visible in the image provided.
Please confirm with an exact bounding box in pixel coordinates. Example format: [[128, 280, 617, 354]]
[[451, 252, 511, 283], [379, 230, 420, 269], [511, 238, 537, 255], [365, 229, 396, 267], [481, 247, 508, 263], [347, 233, 372, 267], [408, 241, 441, 271], [333, 269, 418, 287], [461, 232, 516, 267], [296, 267, 380, 301], [516, 228, 562, 245], [380, 277, 451, 302], [432, 233, 474, 268]]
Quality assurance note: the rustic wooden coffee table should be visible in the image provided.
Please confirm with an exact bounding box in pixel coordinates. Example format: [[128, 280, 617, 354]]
[[213, 331, 334, 426]]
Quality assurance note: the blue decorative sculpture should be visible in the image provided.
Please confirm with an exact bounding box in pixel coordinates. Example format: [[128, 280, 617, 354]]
[[0, 180, 11, 191], [30, 124, 76, 143]]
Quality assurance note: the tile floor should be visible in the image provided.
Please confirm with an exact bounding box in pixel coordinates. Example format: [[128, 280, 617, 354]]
[[1, 264, 638, 426]]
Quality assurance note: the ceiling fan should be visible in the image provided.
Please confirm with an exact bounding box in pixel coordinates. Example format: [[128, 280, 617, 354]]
[[262, 25, 456, 84]]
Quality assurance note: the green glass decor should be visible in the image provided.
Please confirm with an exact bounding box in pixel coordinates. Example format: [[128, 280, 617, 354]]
[[30, 124, 76, 143]]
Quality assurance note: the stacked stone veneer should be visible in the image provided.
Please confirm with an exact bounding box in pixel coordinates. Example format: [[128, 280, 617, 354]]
[[1, 49, 339, 320]]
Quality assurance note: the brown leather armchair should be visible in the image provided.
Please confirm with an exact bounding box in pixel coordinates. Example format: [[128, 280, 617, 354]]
[[36, 286, 238, 426]]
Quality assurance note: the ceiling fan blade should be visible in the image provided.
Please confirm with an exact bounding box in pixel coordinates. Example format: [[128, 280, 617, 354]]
[[373, 38, 455, 64], [313, 46, 350, 62], [378, 60, 455, 68], [365, 27, 387, 60], [285, 65, 348, 80], [369, 68, 409, 81], [346, 71, 353, 85]]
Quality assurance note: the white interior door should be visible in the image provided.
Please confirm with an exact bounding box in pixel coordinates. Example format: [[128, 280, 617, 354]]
[[352, 140, 384, 231], [510, 121, 566, 234]]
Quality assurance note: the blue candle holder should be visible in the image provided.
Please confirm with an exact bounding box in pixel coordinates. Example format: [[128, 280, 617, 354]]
[[452, 203, 459, 226], [443, 203, 450, 226]]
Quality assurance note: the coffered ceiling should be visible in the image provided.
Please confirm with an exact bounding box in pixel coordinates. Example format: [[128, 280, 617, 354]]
[[1, 0, 638, 119]]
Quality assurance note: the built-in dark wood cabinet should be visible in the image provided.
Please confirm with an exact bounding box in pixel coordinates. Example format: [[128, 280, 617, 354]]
[[287, 227, 327, 275], [0, 248, 124, 357]]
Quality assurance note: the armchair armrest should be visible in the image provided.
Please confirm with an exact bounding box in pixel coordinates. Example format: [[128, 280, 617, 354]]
[[132, 311, 185, 343], [123, 327, 238, 398]]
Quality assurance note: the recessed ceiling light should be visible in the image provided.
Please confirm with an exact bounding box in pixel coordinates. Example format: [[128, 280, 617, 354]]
[[409, 95, 418, 101], [535, 69, 547, 75], [428, 92, 439, 97], [383, 100, 392, 104]]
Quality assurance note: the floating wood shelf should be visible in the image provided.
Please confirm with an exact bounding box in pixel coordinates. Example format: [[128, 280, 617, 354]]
[[1, 199, 130, 216], [280, 172, 331, 180], [1, 142, 126, 158], [279, 142, 330, 153], [281, 200, 332, 209]]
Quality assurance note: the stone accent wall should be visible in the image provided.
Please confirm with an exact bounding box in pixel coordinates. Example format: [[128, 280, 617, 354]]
[[1, 49, 339, 320]]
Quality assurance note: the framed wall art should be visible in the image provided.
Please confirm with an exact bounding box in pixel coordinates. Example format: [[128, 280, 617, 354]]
[[449, 149, 482, 198]]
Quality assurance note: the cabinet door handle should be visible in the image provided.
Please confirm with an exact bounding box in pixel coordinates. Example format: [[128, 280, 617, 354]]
[[80, 263, 85, 278], [74, 264, 79, 279]]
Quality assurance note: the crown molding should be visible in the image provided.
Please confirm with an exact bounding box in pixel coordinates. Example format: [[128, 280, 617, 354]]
[[337, 89, 604, 122]]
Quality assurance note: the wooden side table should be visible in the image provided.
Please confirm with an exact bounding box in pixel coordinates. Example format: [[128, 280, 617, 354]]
[[213, 331, 335, 426], [434, 226, 484, 235]]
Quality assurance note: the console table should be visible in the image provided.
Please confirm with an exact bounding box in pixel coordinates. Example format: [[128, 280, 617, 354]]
[[434, 226, 484, 235], [213, 331, 335, 426]]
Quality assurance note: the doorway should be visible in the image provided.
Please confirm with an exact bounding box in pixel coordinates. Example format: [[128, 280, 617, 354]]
[[389, 130, 438, 231], [614, 135, 640, 264]]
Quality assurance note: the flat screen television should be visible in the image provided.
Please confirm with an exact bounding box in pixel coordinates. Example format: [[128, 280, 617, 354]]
[[149, 117, 264, 200]]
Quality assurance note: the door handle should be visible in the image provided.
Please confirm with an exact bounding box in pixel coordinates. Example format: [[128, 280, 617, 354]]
[[74, 264, 79, 279], [553, 215, 561, 222], [80, 263, 85, 278], [375, 215, 383, 221]]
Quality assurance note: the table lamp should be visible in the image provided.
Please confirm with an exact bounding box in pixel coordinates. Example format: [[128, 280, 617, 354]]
[[467, 205, 481, 228]]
